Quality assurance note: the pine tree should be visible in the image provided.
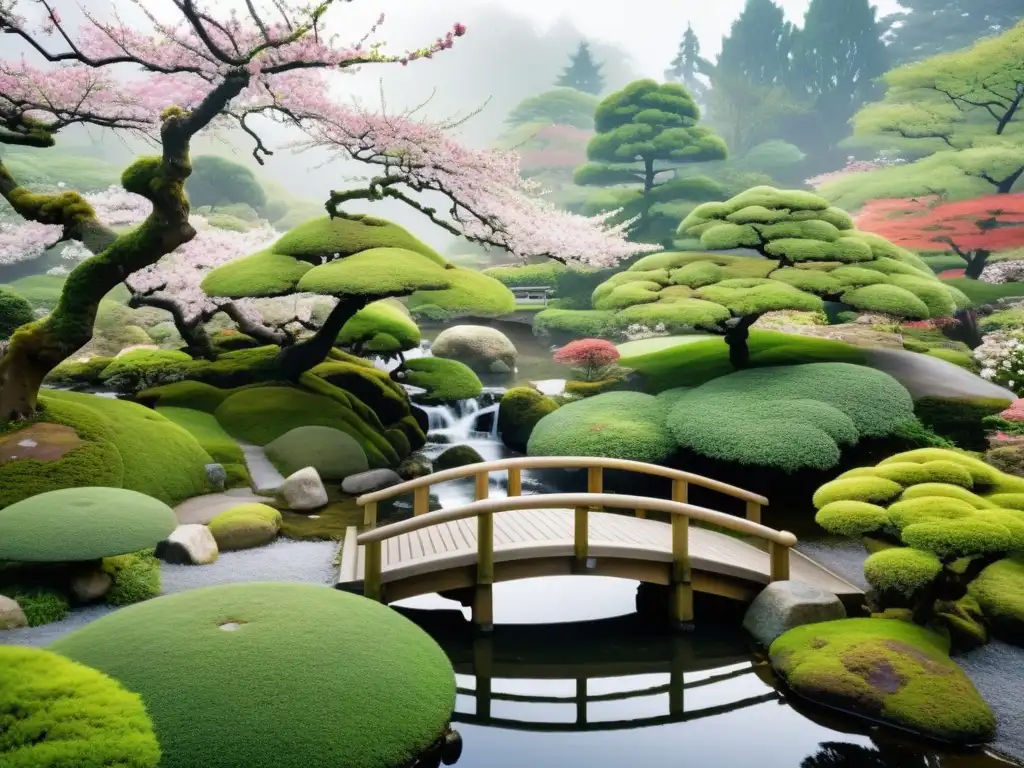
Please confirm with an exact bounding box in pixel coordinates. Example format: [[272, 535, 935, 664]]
[[882, 0, 1022, 65], [555, 41, 606, 96], [716, 0, 794, 87], [665, 23, 711, 102]]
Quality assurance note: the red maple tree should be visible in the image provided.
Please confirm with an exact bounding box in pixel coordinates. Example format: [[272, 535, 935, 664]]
[[856, 193, 1024, 278]]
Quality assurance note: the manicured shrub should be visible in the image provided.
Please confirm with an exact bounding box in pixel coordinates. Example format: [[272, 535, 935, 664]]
[[969, 555, 1024, 646], [207, 504, 282, 551], [902, 518, 1013, 560], [0, 646, 161, 768], [899, 483, 996, 509], [102, 550, 162, 607], [813, 476, 904, 509], [399, 357, 483, 404], [0, 487, 177, 563], [769, 618, 995, 743], [0, 586, 70, 626], [497, 387, 560, 453], [51, 583, 456, 768], [0, 286, 34, 338], [528, 391, 676, 464], [814, 501, 890, 536], [879, 448, 1012, 488], [406, 266, 516, 319], [483, 262, 569, 287], [44, 356, 116, 388], [338, 300, 420, 356], [553, 338, 620, 382], [99, 348, 194, 394], [265, 426, 369, 481], [914, 396, 1012, 451], [885, 497, 978, 530], [863, 547, 944, 597], [532, 308, 614, 339]]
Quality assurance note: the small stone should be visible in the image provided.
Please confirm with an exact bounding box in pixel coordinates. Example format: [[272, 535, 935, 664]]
[[0, 595, 28, 631], [70, 568, 113, 603], [205, 463, 227, 492], [277, 467, 328, 511], [156, 524, 220, 565], [743, 580, 846, 647], [341, 469, 403, 496], [398, 454, 433, 481]]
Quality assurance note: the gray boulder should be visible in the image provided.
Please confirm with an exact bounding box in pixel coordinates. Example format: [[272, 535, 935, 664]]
[[0, 595, 28, 630], [156, 524, 219, 565], [743, 580, 846, 647], [70, 568, 113, 603], [342, 469, 403, 496], [205, 463, 227, 492], [431, 325, 517, 374], [277, 466, 328, 511]]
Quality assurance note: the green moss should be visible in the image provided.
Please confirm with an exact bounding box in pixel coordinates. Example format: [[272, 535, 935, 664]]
[[528, 391, 675, 464], [770, 618, 994, 743], [0, 487, 177, 562], [564, 376, 630, 398], [0, 286, 34, 338], [0, 274, 65, 309], [102, 550, 161, 607], [969, 555, 1024, 646], [338, 299, 420, 354], [406, 266, 516, 319], [98, 348, 194, 394], [201, 249, 314, 298], [0, 645, 161, 768], [925, 348, 979, 372], [813, 477, 904, 509], [214, 386, 396, 467], [980, 308, 1024, 333], [43, 355, 114, 387], [497, 387, 560, 453], [886, 496, 978, 531], [914, 397, 1012, 451], [533, 309, 614, 339], [273, 214, 447, 265], [279, 500, 362, 541], [987, 493, 1024, 510], [137, 380, 237, 413], [841, 284, 930, 319], [297, 248, 451, 297], [0, 586, 70, 626], [401, 358, 483, 405], [207, 504, 282, 551], [943, 278, 1024, 307], [815, 500, 890, 536], [619, 330, 866, 393], [899, 483, 996, 509], [612, 298, 732, 333], [434, 444, 485, 472], [156, 406, 246, 476], [483, 262, 570, 287], [51, 583, 456, 768], [843, 460, 976, 489], [593, 280, 663, 311], [310, 360, 410, 425], [265, 426, 369, 481], [902, 518, 1013, 560], [881, 448, 1023, 491]]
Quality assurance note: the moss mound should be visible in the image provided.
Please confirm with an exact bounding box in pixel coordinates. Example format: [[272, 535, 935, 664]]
[[156, 407, 249, 488], [533, 308, 614, 339], [770, 618, 995, 744], [310, 359, 411, 425], [272, 215, 446, 265], [265, 426, 369, 481], [0, 586, 69, 627], [435, 444, 485, 472], [528, 391, 675, 464], [498, 387, 560, 453], [214, 386, 397, 467], [0, 286, 34, 338], [969, 555, 1024, 646], [44, 355, 115, 388], [407, 266, 516, 320], [401, 357, 483, 405], [136, 380, 237, 413], [0, 645, 160, 768], [102, 550, 162, 607], [0, 391, 211, 510], [667, 363, 913, 472], [99, 348, 194, 394], [51, 583, 456, 768], [0, 488, 176, 562], [338, 299, 420, 355], [207, 504, 282, 551]]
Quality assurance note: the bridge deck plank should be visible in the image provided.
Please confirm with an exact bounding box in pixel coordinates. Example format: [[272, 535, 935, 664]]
[[342, 509, 861, 598]]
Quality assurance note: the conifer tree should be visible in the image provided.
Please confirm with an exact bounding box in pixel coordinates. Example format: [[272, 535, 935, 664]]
[[555, 41, 606, 96]]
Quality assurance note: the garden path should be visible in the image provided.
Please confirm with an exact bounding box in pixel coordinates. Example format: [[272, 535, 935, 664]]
[[238, 441, 286, 492]]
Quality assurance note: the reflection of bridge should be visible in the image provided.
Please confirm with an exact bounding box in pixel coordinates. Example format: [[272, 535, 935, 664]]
[[336, 457, 862, 629], [401, 610, 782, 733]]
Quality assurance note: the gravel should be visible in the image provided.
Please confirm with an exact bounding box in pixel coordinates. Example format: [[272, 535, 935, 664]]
[[1, 538, 338, 648], [958, 640, 1024, 764]]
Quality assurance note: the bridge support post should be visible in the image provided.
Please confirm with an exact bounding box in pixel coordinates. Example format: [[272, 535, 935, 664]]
[[670, 480, 694, 627], [474, 471, 494, 633]]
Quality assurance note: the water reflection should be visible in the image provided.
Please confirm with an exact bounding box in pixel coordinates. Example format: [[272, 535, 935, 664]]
[[395, 578, 1011, 768]]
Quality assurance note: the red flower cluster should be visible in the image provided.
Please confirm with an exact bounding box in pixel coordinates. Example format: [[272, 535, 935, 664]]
[[999, 400, 1024, 422], [553, 339, 620, 367], [901, 317, 960, 330]]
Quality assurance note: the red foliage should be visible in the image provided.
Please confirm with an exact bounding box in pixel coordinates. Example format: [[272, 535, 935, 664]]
[[553, 339, 620, 367], [937, 268, 966, 278], [856, 194, 1024, 253]]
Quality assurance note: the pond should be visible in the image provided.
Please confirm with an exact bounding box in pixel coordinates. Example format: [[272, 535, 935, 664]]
[[395, 577, 1013, 768]]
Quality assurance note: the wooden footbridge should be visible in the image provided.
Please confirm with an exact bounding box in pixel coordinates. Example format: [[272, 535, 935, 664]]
[[336, 457, 862, 629]]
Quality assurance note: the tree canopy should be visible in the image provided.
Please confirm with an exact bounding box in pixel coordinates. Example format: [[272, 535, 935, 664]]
[[716, 0, 794, 88], [572, 79, 728, 244], [503, 88, 600, 130], [665, 24, 712, 104], [555, 41, 605, 96], [881, 0, 1023, 65]]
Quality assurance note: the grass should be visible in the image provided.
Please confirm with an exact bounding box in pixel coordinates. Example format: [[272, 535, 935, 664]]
[[0, 487, 176, 562], [51, 583, 457, 768], [942, 278, 1024, 306], [156, 407, 245, 466], [0, 645, 160, 768], [615, 335, 710, 357], [279, 499, 361, 540], [618, 330, 867, 393], [769, 618, 995, 744]]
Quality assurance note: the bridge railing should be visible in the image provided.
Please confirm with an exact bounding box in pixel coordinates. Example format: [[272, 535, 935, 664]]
[[355, 490, 795, 628], [356, 456, 770, 527]]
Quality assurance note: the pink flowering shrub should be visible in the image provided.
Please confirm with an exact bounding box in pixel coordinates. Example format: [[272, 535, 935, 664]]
[[1000, 400, 1024, 421], [553, 339, 620, 382]]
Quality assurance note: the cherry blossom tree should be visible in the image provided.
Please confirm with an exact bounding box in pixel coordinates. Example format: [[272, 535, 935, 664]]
[[0, 0, 466, 420]]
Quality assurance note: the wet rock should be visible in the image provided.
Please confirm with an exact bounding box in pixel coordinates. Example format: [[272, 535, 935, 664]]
[[205, 463, 227, 492], [70, 568, 113, 603], [156, 524, 220, 565], [0, 595, 28, 630], [431, 325, 517, 374], [277, 467, 328, 511], [743, 580, 846, 647], [398, 454, 433, 480], [341, 469, 403, 496], [435, 445, 484, 472]]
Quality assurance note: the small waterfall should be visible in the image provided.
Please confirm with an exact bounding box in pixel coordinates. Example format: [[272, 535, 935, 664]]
[[420, 395, 500, 444]]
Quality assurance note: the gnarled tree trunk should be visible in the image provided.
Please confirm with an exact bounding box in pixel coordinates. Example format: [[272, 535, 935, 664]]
[[274, 297, 370, 380], [723, 315, 758, 369]]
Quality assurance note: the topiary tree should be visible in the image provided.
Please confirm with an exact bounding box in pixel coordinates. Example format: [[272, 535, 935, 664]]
[[337, 299, 421, 361], [186, 155, 267, 214], [813, 447, 1024, 635], [553, 338, 620, 382], [572, 79, 729, 244]]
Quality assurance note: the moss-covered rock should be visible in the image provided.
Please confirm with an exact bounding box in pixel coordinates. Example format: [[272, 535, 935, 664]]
[[0, 487, 177, 562], [44, 356, 116, 388], [498, 387, 560, 453], [969, 555, 1024, 646], [533, 308, 614, 340], [207, 504, 282, 551], [98, 348, 194, 394], [310, 359, 411, 426], [0, 645, 161, 768], [528, 391, 675, 464], [265, 426, 369, 481], [407, 267, 516, 321], [338, 299, 420, 356], [51, 583, 456, 768], [434, 445, 485, 472], [0, 586, 69, 627], [0, 286, 34, 338], [770, 618, 995, 744], [431, 325, 517, 373], [399, 358, 483, 405]]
